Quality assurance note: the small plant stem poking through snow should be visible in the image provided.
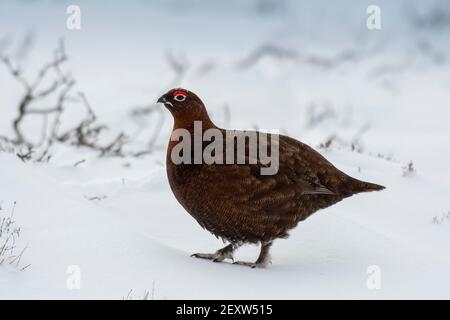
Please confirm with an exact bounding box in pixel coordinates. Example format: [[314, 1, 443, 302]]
[[432, 212, 450, 225], [122, 288, 152, 300], [0, 201, 29, 270], [402, 161, 416, 177]]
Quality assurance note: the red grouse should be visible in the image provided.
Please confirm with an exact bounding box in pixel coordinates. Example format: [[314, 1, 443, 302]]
[[158, 88, 384, 268]]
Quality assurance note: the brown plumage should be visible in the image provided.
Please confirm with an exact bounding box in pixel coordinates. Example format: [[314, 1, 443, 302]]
[[157, 88, 385, 268]]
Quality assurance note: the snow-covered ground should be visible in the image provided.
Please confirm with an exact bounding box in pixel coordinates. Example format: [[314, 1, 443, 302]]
[[1, 0, 450, 299]]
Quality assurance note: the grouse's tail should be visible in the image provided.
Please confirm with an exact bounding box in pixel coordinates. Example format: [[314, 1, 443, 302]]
[[352, 178, 385, 194], [340, 176, 385, 197], [360, 181, 385, 192]]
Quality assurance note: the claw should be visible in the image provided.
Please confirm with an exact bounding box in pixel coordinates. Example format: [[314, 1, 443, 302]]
[[191, 253, 217, 260], [190, 251, 233, 263], [233, 260, 270, 269], [190, 244, 238, 264], [233, 261, 257, 268]]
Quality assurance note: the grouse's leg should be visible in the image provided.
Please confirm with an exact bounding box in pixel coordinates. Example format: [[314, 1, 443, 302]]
[[233, 241, 273, 269], [191, 243, 238, 262]]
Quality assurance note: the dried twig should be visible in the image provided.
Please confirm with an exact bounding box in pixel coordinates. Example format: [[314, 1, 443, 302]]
[[73, 159, 86, 167], [1, 202, 28, 270], [237, 44, 364, 70], [1, 39, 166, 160], [0, 39, 74, 145], [165, 49, 189, 87]]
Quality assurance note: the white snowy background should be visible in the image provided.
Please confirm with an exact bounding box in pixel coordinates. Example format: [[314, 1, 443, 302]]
[[0, 0, 450, 299]]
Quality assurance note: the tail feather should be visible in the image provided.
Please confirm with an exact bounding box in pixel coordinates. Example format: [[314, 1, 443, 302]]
[[354, 179, 385, 193], [339, 177, 385, 197]]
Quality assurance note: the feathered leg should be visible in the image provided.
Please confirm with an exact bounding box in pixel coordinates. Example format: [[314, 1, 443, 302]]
[[234, 241, 272, 268], [191, 243, 239, 262]]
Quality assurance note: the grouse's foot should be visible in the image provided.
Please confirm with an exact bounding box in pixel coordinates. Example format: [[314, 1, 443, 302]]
[[233, 241, 273, 269], [190, 252, 231, 262], [191, 244, 236, 263], [233, 260, 270, 269]]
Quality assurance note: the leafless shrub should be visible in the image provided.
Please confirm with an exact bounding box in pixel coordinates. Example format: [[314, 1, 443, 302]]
[[237, 44, 364, 70], [304, 100, 358, 131], [402, 161, 416, 177], [16, 145, 34, 162], [317, 134, 364, 153], [123, 289, 150, 300], [123, 281, 156, 300], [409, 2, 450, 30], [0, 137, 16, 154], [0, 137, 44, 163], [369, 57, 413, 79], [73, 159, 86, 167], [13, 30, 36, 62], [318, 135, 336, 150], [317, 131, 397, 163], [0, 40, 138, 160], [304, 49, 363, 69], [0, 35, 13, 55], [55, 92, 129, 157], [166, 49, 216, 81], [165, 49, 189, 87], [129, 103, 165, 156], [237, 44, 298, 69], [253, 0, 286, 16], [0, 202, 30, 271], [195, 60, 216, 76], [84, 195, 107, 201], [305, 101, 337, 128], [0, 38, 173, 162], [376, 153, 393, 161], [432, 211, 450, 225], [0, 39, 74, 146]]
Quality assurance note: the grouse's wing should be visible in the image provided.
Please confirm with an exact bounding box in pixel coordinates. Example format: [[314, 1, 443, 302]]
[[197, 130, 381, 223], [201, 131, 346, 212]]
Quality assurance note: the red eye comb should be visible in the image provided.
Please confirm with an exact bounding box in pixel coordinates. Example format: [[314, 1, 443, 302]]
[[173, 90, 187, 97]]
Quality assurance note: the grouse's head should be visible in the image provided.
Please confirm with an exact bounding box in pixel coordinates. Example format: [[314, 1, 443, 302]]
[[157, 88, 207, 117], [157, 88, 215, 129]]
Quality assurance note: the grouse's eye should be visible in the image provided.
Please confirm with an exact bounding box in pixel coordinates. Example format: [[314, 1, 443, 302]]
[[174, 94, 186, 102]]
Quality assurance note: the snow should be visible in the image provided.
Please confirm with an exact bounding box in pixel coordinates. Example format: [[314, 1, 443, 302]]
[[1, 0, 450, 299]]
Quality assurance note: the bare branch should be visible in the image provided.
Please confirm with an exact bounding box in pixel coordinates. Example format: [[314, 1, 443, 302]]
[[1, 39, 74, 145]]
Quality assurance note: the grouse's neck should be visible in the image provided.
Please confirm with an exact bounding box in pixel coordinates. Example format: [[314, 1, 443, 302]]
[[172, 113, 217, 133], [168, 113, 217, 162]]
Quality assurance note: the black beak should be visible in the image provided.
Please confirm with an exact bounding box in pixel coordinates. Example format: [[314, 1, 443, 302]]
[[157, 95, 166, 104], [157, 94, 174, 109]]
